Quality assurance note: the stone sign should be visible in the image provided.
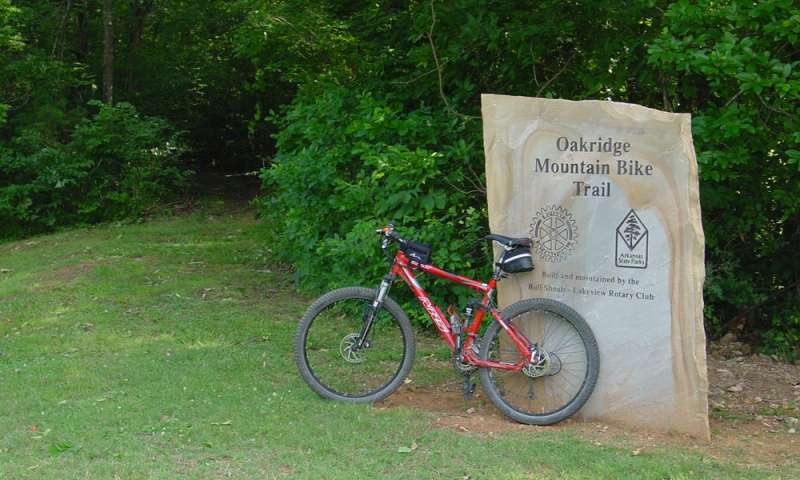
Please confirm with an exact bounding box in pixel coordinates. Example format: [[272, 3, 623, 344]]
[[481, 94, 709, 439]]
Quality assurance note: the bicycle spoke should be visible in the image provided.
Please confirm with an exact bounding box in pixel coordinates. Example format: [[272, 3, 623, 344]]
[[482, 302, 594, 420], [303, 296, 407, 398]]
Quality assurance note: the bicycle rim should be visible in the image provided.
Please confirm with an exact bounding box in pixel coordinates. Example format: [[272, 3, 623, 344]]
[[302, 296, 408, 399], [484, 305, 592, 419]]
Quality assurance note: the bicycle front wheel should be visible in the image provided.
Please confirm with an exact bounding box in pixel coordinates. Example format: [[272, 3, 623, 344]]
[[295, 287, 415, 403], [479, 298, 599, 425]]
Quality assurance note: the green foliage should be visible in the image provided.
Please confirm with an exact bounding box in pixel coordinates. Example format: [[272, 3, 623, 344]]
[[253, 0, 671, 324], [1, 0, 798, 350], [69, 101, 190, 216], [0, 0, 22, 52], [762, 312, 800, 363], [253, 0, 800, 350], [232, 0, 355, 86], [649, 0, 800, 350], [0, 101, 189, 238], [117, 0, 271, 171], [259, 86, 489, 324], [0, 0, 22, 126]]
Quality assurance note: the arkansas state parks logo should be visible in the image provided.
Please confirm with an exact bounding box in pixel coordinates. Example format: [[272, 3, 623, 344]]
[[529, 205, 579, 263], [615, 209, 648, 268]]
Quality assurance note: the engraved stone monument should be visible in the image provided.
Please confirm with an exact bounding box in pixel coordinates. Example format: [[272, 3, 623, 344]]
[[481, 94, 709, 439]]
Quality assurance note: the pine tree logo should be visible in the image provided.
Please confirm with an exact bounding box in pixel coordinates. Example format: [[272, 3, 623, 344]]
[[621, 211, 645, 250], [615, 209, 648, 268]]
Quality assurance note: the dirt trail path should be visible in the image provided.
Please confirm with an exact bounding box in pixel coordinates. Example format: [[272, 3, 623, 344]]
[[379, 346, 799, 470], [192, 171, 261, 206]]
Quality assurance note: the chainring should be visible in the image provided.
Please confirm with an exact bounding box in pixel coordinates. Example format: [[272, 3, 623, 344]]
[[452, 343, 479, 373]]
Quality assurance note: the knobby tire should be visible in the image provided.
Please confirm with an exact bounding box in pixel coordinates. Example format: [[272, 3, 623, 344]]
[[478, 298, 599, 425], [295, 287, 415, 403]]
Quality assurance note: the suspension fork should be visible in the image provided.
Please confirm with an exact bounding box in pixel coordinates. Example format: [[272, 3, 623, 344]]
[[355, 273, 395, 349]]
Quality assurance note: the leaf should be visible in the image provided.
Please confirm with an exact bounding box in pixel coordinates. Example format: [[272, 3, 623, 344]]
[[397, 442, 417, 453], [48, 442, 73, 455], [421, 194, 434, 211]]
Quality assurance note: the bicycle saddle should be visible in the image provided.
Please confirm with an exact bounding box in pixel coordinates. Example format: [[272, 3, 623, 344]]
[[483, 234, 531, 248]]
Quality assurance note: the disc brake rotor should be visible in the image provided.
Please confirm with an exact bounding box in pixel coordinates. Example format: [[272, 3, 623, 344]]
[[340, 333, 365, 364], [522, 349, 552, 378]]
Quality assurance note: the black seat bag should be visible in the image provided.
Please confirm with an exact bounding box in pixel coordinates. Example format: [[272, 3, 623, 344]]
[[499, 246, 534, 273]]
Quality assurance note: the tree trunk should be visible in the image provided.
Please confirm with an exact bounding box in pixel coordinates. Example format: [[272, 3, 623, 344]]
[[52, 0, 72, 59], [76, 0, 89, 62], [102, 0, 114, 105], [127, 0, 154, 91]]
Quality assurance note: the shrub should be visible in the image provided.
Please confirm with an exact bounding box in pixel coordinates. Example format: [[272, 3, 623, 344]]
[[255, 0, 800, 354], [259, 86, 490, 325], [649, 0, 800, 353], [0, 101, 189, 238]]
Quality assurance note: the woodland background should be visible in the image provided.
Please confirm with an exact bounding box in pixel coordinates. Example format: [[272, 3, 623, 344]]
[[1, 0, 798, 358]]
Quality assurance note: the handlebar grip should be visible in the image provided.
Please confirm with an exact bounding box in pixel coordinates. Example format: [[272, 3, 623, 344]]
[[388, 231, 405, 244], [376, 222, 405, 245]]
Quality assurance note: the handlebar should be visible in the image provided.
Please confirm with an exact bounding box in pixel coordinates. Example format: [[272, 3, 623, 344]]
[[376, 222, 406, 246]]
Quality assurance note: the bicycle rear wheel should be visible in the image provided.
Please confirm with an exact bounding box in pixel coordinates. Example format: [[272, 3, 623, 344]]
[[295, 287, 415, 403], [479, 298, 599, 425]]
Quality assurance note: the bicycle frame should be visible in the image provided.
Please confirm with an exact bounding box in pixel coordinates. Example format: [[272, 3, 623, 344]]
[[390, 250, 531, 372]]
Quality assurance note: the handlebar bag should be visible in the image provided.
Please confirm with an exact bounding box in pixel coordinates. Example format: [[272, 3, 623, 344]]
[[402, 241, 432, 265]]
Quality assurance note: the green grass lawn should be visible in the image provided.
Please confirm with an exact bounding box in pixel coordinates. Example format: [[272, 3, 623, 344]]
[[0, 201, 794, 479]]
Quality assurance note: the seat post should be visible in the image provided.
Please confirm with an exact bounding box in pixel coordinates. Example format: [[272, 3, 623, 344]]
[[492, 248, 507, 281]]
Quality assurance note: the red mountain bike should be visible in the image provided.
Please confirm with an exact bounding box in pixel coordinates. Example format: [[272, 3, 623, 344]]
[[295, 223, 599, 425]]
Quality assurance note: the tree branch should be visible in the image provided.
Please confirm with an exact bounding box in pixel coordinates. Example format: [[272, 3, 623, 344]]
[[536, 51, 576, 97], [390, 60, 451, 86], [51, 0, 73, 59], [426, 0, 480, 120], [723, 88, 743, 108], [757, 93, 793, 118]]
